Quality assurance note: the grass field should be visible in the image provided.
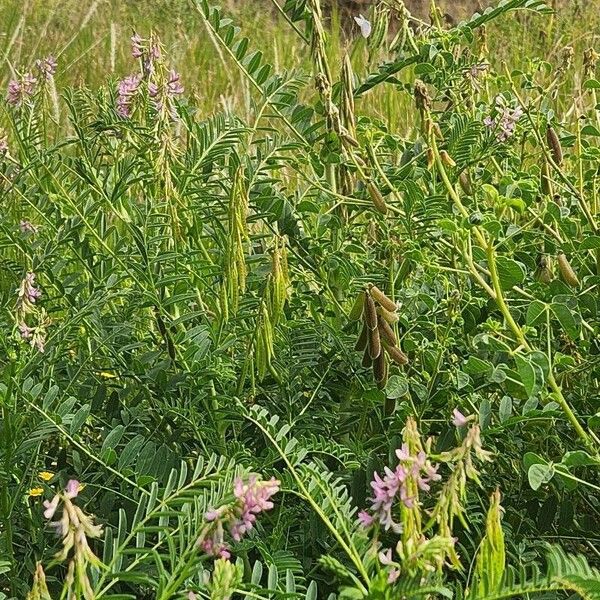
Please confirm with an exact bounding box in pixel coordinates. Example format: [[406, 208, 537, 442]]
[[1, 0, 600, 598]]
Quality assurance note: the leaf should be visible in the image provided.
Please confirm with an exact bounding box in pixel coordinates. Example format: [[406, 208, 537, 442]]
[[526, 300, 547, 326], [495, 257, 526, 290], [561, 451, 600, 467], [70, 404, 90, 435], [528, 463, 554, 490], [101, 425, 125, 457], [385, 375, 408, 399], [551, 303, 580, 338], [499, 396, 512, 423], [580, 235, 600, 250]]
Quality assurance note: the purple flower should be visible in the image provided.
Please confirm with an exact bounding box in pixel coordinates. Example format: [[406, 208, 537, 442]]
[[43, 495, 60, 519], [65, 479, 80, 499], [25, 272, 41, 302], [19, 322, 34, 339], [6, 73, 37, 107], [116, 74, 142, 118], [452, 408, 469, 427], [131, 33, 144, 58], [229, 475, 280, 541], [167, 70, 184, 97], [35, 56, 57, 80], [357, 509, 374, 527], [485, 96, 523, 142], [354, 14, 372, 38], [20, 220, 38, 234]]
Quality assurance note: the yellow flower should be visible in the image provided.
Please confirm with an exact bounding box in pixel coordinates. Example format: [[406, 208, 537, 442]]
[[38, 471, 54, 481], [29, 487, 44, 497], [97, 371, 118, 379]]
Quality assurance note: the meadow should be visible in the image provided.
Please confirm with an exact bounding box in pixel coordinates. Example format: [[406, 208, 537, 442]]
[[1, 0, 599, 598]]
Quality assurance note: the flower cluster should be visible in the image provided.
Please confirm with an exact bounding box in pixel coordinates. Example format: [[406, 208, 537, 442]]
[[7, 72, 37, 107], [15, 272, 48, 352], [198, 475, 280, 559], [6, 56, 57, 107], [484, 95, 523, 142], [358, 443, 441, 533], [35, 56, 57, 81], [116, 32, 183, 121], [42, 480, 102, 598], [116, 74, 142, 118]]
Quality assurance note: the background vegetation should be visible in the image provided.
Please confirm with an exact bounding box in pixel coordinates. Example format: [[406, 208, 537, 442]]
[[1, 0, 599, 598]]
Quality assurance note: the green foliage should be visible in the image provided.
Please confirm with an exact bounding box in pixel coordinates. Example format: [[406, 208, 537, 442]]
[[1, 0, 599, 598]]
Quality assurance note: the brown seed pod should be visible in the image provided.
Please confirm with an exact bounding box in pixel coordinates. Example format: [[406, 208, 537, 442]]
[[362, 347, 372, 368], [355, 321, 368, 352], [367, 182, 388, 214], [377, 305, 399, 324], [369, 285, 397, 312], [368, 326, 382, 359], [540, 161, 553, 196], [373, 352, 388, 387], [440, 150, 456, 168], [426, 148, 435, 169], [557, 252, 579, 287], [433, 122, 443, 140], [546, 126, 563, 165], [385, 344, 409, 366], [348, 290, 365, 321], [459, 171, 472, 196], [363, 294, 377, 329], [377, 316, 397, 346]]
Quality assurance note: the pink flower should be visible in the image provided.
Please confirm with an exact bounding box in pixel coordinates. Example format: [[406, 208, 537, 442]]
[[19, 322, 34, 339], [65, 479, 80, 499], [378, 548, 393, 565], [452, 408, 469, 427], [20, 220, 38, 234], [115, 73, 142, 118], [357, 510, 374, 527], [166, 70, 184, 96], [230, 475, 280, 541], [43, 495, 60, 519], [35, 56, 57, 80], [388, 569, 400, 583], [131, 33, 144, 58]]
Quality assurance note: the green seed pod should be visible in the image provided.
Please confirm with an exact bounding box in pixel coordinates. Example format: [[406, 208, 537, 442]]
[[546, 125, 563, 165], [369, 284, 397, 312], [368, 326, 381, 359], [540, 161, 553, 196], [355, 321, 368, 352], [440, 150, 456, 168], [385, 344, 409, 366], [373, 352, 388, 387], [367, 182, 388, 214], [459, 171, 473, 196], [377, 316, 397, 346], [557, 252, 579, 287], [349, 290, 365, 321], [377, 305, 399, 324], [363, 294, 378, 329]]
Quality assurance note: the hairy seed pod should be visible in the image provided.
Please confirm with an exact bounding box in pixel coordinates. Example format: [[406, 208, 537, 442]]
[[377, 305, 399, 324], [557, 253, 579, 287], [369, 285, 397, 312], [373, 352, 387, 386], [355, 321, 368, 352], [377, 316, 397, 346], [459, 171, 472, 196], [368, 326, 382, 359], [535, 255, 553, 283], [363, 294, 377, 329], [546, 126, 563, 165], [367, 182, 388, 214], [540, 161, 553, 196], [349, 290, 365, 321], [385, 344, 409, 366], [440, 150, 456, 167]]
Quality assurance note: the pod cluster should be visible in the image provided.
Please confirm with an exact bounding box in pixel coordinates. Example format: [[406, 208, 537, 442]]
[[349, 284, 408, 388]]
